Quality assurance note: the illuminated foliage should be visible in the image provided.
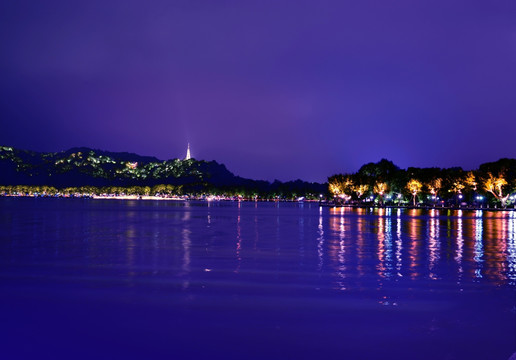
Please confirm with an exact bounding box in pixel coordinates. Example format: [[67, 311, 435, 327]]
[[353, 184, 369, 199], [373, 182, 388, 204], [427, 178, 442, 196], [329, 180, 342, 196], [406, 179, 422, 206], [465, 171, 477, 191], [450, 181, 465, 194], [373, 182, 388, 195], [406, 179, 422, 195], [484, 173, 509, 207], [328, 175, 353, 199]]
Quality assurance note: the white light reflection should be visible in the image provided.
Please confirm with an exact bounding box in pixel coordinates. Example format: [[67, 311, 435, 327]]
[[428, 209, 440, 279], [317, 206, 324, 271], [181, 209, 191, 290], [235, 206, 242, 273], [377, 208, 393, 279], [337, 207, 347, 290], [395, 209, 403, 277], [356, 209, 366, 277], [455, 210, 464, 283], [508, 211, 516, 283], [384, 208, 393, 278], [474, 210, 484, 279], [377, 210, 386, 277]]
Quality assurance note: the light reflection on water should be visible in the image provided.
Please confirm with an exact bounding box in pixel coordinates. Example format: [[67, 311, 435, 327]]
[[428, 209, 440, 279], [509, 212, 516, 281], [0, 199, 515, 360], [2, 199, 515, 289], [326, 206, 516, 287]]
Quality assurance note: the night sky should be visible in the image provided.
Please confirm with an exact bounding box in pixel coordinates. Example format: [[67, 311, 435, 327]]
[[1, 1, 515, 182]]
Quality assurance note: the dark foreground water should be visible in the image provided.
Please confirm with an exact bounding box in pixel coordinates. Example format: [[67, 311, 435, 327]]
[[0, 198, 515, 360]]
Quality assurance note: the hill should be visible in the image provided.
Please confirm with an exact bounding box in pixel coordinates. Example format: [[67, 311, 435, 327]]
[[0, 146, 325, 198]]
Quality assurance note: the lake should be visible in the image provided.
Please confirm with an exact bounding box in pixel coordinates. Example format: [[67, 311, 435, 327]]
[[0, 198, 515, 360]]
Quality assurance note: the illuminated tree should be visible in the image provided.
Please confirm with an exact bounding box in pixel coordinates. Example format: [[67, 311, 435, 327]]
[[484, 173, 509, 207], [406, 179, 422, 206], [427, 178, 442, 195], [353, 184, 369, 200], [450, 180, 465, 195], [329, 180, 342, 197], [373, 182, 388, 205], [328, 174, 353, 202], [465, 171, 477, 191], [427, 178, 442, 206]]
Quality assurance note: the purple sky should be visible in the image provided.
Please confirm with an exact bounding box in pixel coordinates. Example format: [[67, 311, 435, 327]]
[[1, 0, 515, 182]]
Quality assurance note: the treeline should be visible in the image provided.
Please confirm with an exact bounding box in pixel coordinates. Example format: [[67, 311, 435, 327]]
[[0, 182, 325, 200], [0, 185, 182, 197], [329, 158, 516, 208]]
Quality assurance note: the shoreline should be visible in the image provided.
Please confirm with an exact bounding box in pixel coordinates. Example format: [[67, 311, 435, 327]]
[[92, 195, 185, 201], [1, 194, 515, 212], [323, 203, 516, 212]]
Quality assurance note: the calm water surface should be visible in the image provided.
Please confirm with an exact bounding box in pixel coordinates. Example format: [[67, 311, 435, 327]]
[[1, 198, 515, 360]]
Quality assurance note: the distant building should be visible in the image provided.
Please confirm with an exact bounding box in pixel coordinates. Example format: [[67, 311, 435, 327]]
[[126, 162, 138, 169], [185, 143, 191, 160]]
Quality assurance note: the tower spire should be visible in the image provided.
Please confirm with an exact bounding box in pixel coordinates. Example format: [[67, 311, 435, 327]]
[[185, 143, 191, 160]]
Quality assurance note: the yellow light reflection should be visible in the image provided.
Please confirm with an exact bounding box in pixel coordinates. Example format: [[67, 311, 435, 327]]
[[328, 206, 351, 290], [483, 212, 508, 283], [407, 211, 422, 279]]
